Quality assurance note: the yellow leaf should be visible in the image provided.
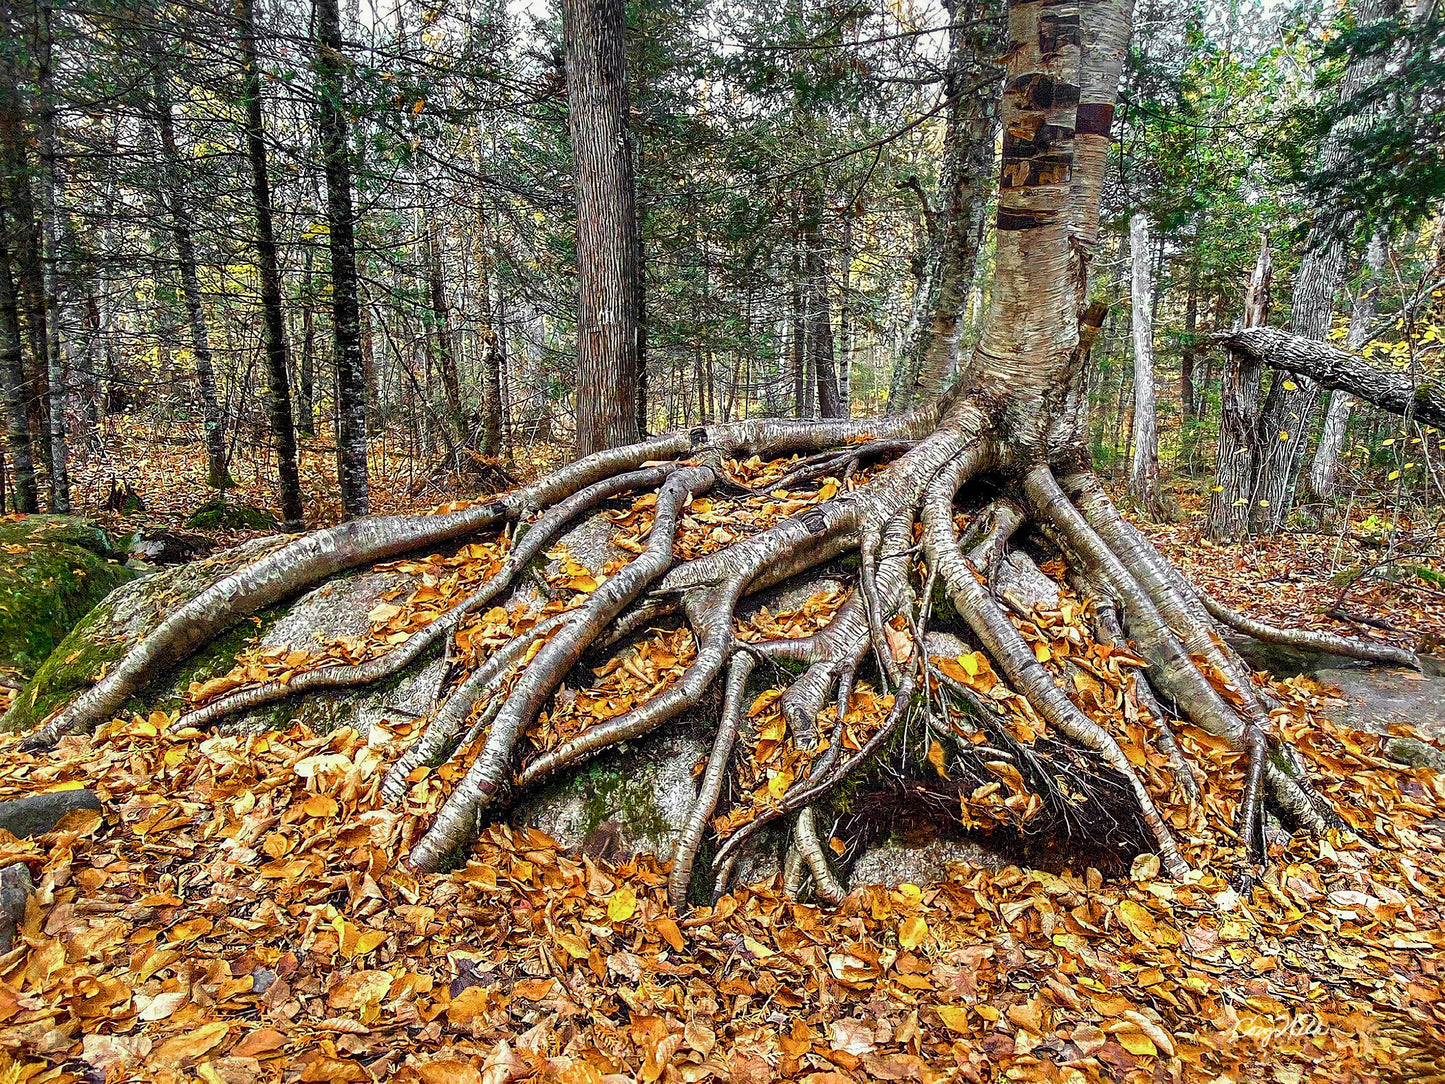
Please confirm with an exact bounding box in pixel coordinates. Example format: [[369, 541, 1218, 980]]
[[957, 652, 981, 677], [767, 768, 795, 799], [927, 741, 949, 779], [607, 886, 638, 922], [1118, 1030, 1158, 1056], [1278, 430, 1290, 441], [898, 915, 929, 950], [937, 1006, 970, 1034], [1282, 380, 1297, 390], [1033, 641, 1051, 663]]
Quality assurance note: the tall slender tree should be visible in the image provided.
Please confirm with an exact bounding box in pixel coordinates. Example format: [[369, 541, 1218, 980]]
[[1127, 212, 1163, 518], [314, 0, 369, 516], [239, 0, 304, 530]]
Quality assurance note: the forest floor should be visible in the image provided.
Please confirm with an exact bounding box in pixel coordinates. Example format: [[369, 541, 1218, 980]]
[[0, 422, 1442, 1084]]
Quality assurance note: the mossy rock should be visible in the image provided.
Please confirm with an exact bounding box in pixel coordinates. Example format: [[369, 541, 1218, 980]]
[[0, 516, 139, 682], [185, 499, 279, 532]]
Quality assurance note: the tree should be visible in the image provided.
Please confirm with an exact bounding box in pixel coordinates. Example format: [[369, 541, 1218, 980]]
[[887, 0, 1002, 414], [1127, 212, 1163, 518], [26, 0, 1420, 906], [563, 0, 642, 457], [148, 45, 232, 492], [0, 222, 36, 513], [1250, 0, 1400, 531], [314, 0, 370, 518], [239, 0, 305, 531]]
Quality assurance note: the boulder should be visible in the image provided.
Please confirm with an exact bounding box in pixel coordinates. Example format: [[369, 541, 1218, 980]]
[[0, 516, 138, 681], [0, 863, 32, 952], [0, 788, 101, 838]]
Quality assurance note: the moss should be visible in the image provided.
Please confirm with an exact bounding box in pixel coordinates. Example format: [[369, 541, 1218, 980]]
[[0, 517, 137, 683], [186, 499, 279, 532], [575, 756, 672, 842]]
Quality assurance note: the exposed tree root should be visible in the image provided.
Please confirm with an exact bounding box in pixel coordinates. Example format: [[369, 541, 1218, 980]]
[[26, 400, 1394, 902], [1197, 592, 1420, 670]]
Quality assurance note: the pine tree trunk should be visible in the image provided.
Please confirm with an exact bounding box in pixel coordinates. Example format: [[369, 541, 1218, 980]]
[[1127, 213, 1162, 517], [0, 227, 37, 512], [563, 0, 641, 457], [790, 242, 805, 419], [803, 189, 842, 420], [1308, 229, 1388, 501], [150, 56, 230, 492], [1180, 256, 1198, 423], [298, 248, 315, 439], [35, 0, 68, 512], [239, 0, 304, 529], [314, 0, 370, 517], [427, 222, 466, 443], [1207, 231, 1271, 540], [887, 0, 1003, 414]]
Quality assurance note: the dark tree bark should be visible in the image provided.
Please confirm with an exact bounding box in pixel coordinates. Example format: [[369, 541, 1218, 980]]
[[426, 222, 466, 443], [239, 0, 305, 530], [887, 0, 1003, 414], [150, 52, 231, 491], [1207, 232, 1272, 540], [1180, 256, 1199, 423], [790, 241, 805, 418], [0, 222, 36, 512], [298, 248, 315, 439], [563, 0, 641, 457], [0, 21, 55, 497], [314, 0, 370, 517], [35, 0, 67, 512], [802, 187, 842, 419]]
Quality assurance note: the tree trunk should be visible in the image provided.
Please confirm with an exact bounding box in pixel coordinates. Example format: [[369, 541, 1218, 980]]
[[1220, 324, 1445, 432], [1180, 255, 1199, 423], [802, 188, 842, 420], [35, 0, 68, 512], [1127, 213, 1163, 517], [887, 0, 1003, 414], [298, 248, 315, 439], [1250, 0, 1400, 531], [563, 0, 641, 458], [790, 242, 805, 419], [150, 54, 231, 492], [0, 35, 55, 495], [427, 222, 466, 443], [1207, 232, 1272, 540], [240, 0, 305, 530], [1308, 229, 1388, 500], [0, 223, 36, 512], [314, 0, 370, 517]]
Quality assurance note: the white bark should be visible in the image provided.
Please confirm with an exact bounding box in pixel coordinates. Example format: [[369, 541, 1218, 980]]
[[1127, 212, 1161, 516]]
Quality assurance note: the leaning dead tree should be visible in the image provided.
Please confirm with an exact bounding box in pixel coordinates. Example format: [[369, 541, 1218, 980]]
[[22, 0, 1421, 905]]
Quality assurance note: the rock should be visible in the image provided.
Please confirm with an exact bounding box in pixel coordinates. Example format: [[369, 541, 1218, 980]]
[[125, 528, 214, 566], [0, 789, 102, 838], [1384, 737, 1445, 772], [0, 515, 138, 681], [185, 499, 279, 532], [1314, 666, 1445, 742], [519, 731, 708, 864], [0, 863, 32, 952], [849, 836, 1011, 890]]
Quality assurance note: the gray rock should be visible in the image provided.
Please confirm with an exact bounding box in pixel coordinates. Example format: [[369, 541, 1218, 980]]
[[0, 863, 33, 952], [0, 789, 101, 838], [1314, 666, 1445, 742], [1384, 737, 1445, 772], [849, 836, 1011, 890]]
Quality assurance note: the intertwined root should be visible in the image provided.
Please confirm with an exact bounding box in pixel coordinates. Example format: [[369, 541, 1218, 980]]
[[32, 404, 1415, 903]]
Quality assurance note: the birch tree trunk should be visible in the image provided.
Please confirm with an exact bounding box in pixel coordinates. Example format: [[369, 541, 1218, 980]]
[[239, 0, 304, 530], [1307, 229, 1388, 501], [297, 249, 315, 439], [1207, 231, 1271, 540], [563, 0, 641, 457], [314, 0, 370, 517], [1127, 213, 1163, 518]]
